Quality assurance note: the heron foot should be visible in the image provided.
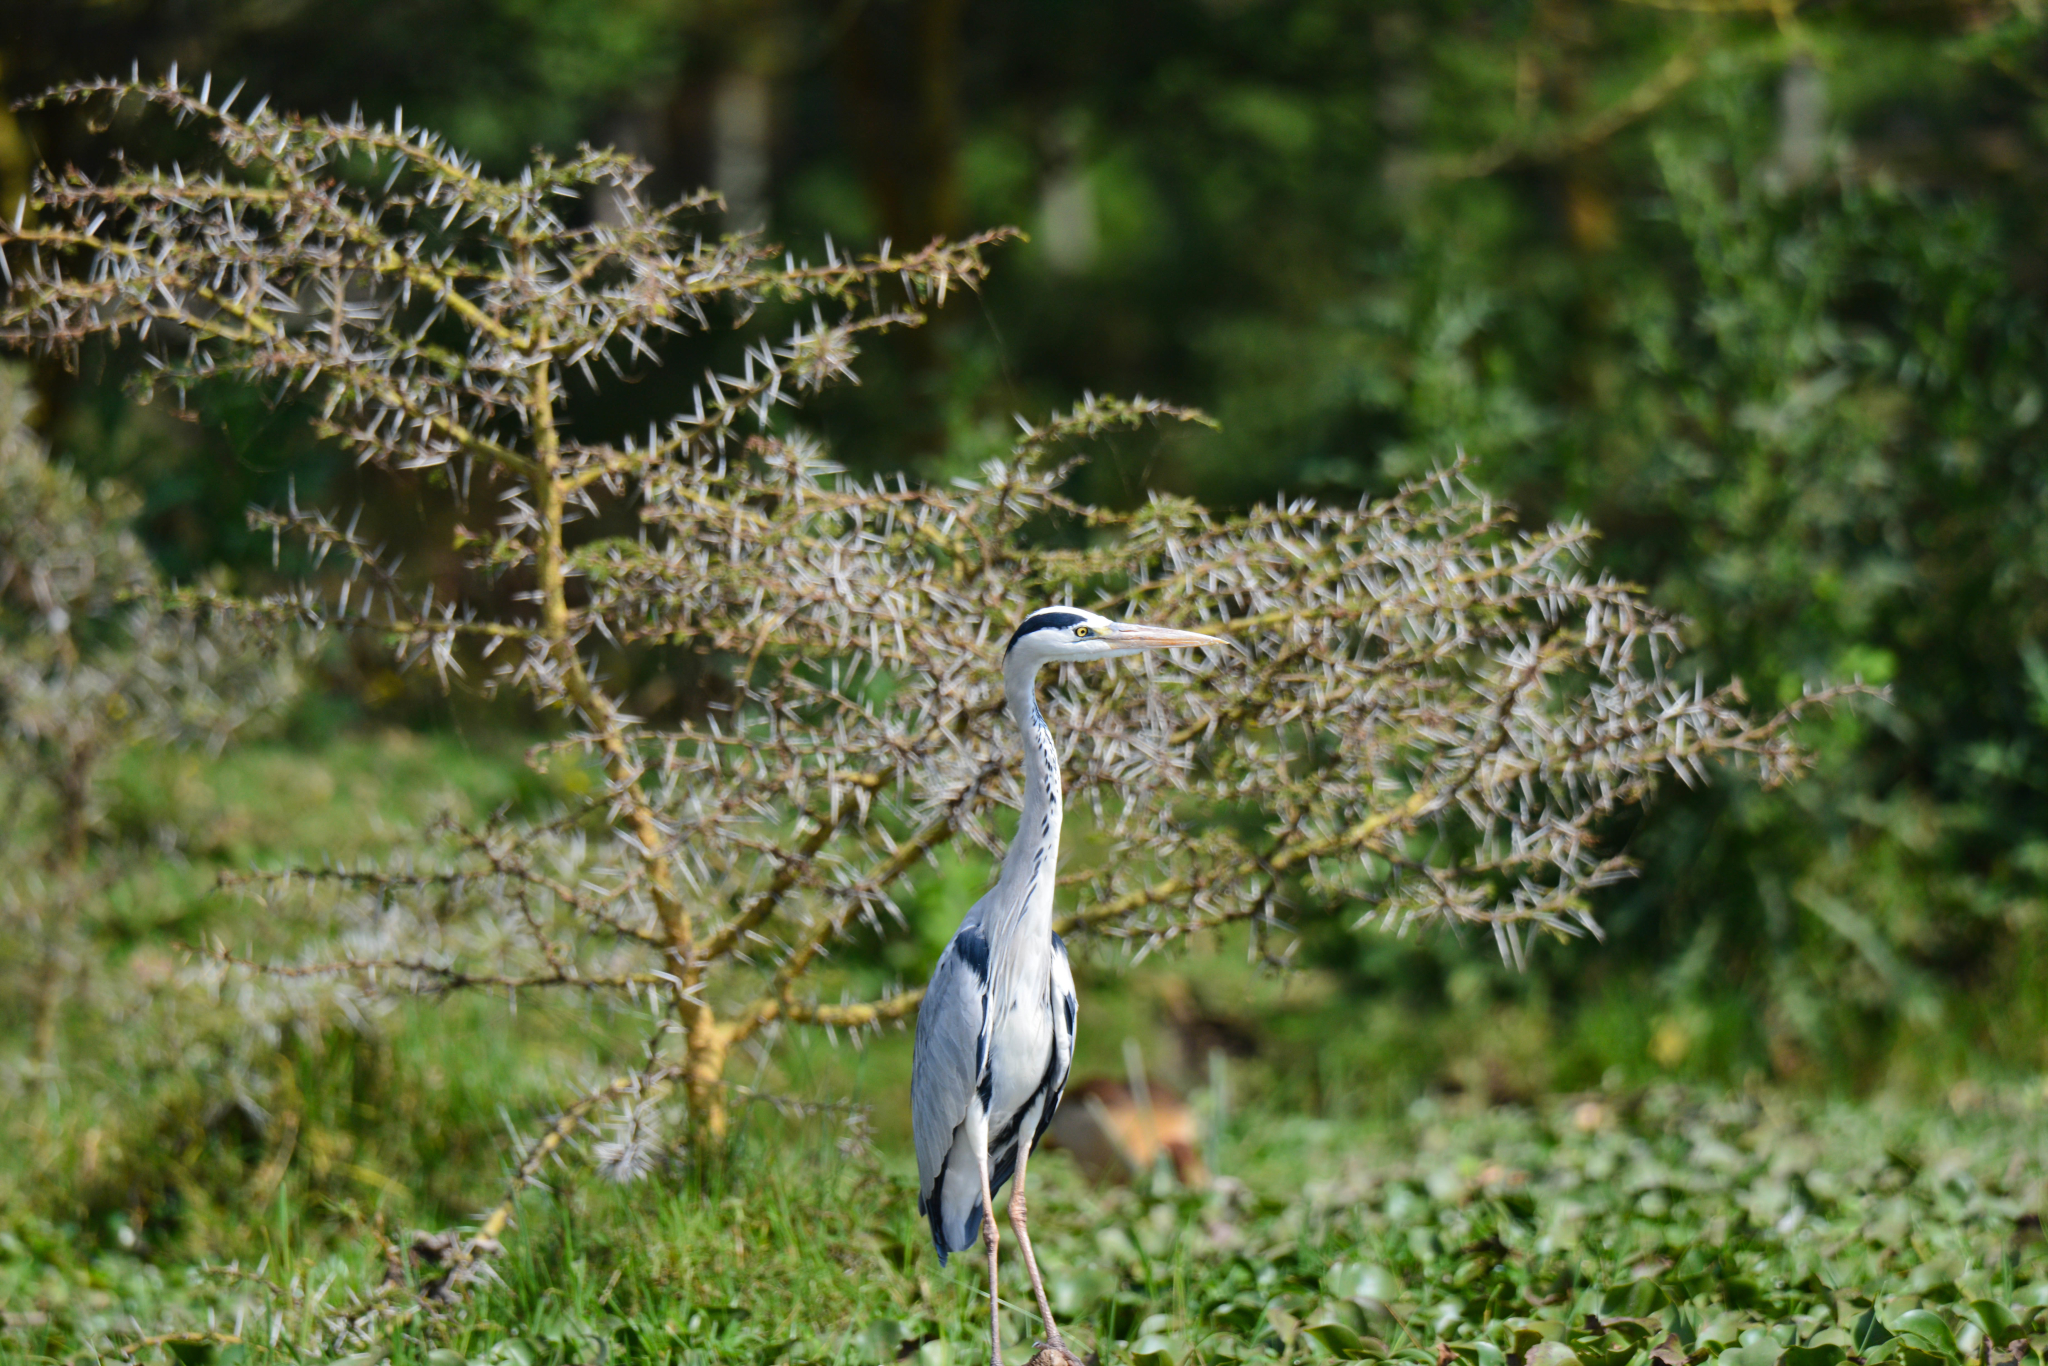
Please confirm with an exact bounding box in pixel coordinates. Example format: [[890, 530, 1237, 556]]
[[1024, 1343, 1086, 1366]]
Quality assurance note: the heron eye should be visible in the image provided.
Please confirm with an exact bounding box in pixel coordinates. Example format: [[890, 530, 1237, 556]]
[[1072, 626, 1094, 638]]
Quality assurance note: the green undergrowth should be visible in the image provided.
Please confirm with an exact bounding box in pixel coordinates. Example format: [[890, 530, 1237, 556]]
[[5, 729, 2048, 1363], [3, 1082, 2045, 1365]]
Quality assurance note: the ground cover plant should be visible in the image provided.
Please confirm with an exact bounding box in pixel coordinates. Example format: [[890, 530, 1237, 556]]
[[0, 66, 1865, 1286], [4, 1077, 2045, 1365]]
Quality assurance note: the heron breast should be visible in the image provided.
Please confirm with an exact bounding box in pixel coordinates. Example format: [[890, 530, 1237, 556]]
[[983, 981, 1059, 1118]]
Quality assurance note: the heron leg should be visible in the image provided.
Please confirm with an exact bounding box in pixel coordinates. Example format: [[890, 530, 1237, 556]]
[[1006, 1143, 1071, 1358], [975, 1148, 1003, 1366]]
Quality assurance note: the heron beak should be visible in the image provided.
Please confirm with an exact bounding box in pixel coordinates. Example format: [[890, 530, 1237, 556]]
[[1108, 622, 1238, 653]]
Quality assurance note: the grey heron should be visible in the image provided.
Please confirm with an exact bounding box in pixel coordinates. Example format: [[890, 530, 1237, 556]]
[[912, 606, 1228, 1366]]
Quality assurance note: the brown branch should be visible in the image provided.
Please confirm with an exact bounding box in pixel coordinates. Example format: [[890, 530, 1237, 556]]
[[773, 988, 927, 1029], [1432, 31, 1715, 181], [699, 768, 893, 961], [1056, 788, 1437, 938], [476, 1064, 681, 1242], [728, 769, 995, 1046], [187, 943, 677, 994]]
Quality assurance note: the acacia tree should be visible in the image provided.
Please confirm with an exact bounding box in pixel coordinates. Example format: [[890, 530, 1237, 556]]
[[0, 76, 1851, 1249]]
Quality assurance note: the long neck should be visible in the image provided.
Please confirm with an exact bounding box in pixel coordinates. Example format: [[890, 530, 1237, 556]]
[[992, 655, 1063, 944]]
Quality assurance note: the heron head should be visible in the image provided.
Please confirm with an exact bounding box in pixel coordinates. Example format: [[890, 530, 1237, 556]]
[[1003, 606, 1233, 668]]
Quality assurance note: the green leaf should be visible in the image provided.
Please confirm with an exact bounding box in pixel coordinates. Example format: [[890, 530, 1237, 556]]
[[1965, 1301, 2024, 1349], [1509, 1321, 1569, 1354], [1304, 1302, 1393, 1360], [1526, 1343, 1585, 1366], [1714, 1345, 1783, 1366], [1447, 1344, 1509, 1366], [1891, 1311, 1961, 1360], [1780, 1346, 1846, 1366], [1303, 1310, 1366, 1357], [1131, 1333, 1181, 1366], [1696, 1317, 1753, 1351], [1600, 1318, 1666, 1344], [1854, 1311, 1896, 1352], [1573, 1340, 1639, 1366], [1327, 1262, 1404, 1306]]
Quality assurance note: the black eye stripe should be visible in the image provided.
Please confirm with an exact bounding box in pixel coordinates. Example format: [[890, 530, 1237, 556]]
[[1005, 609, 1088, 655]]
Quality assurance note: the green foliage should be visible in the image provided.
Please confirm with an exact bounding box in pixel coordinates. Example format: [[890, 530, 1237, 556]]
[[12, 3, 2045, 1072], [0, 726, 2036, 1364], [979, 8, 2048, 1074], [0, 365, 299, 859], [1372, 63, 2048, 1074], [0, 362, 301, 1111], [7, 1081, 2046, 1364], [0, 727, 613, 1366]]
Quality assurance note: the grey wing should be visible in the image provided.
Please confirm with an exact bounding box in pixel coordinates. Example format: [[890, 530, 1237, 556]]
[[1033, 931, 1079, 1150], [910, 923, 990, 1206]]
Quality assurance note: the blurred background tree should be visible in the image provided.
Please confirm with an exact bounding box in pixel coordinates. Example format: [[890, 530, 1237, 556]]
[[0, 365, 298, 1100], [4, 0, 2046, 1090]]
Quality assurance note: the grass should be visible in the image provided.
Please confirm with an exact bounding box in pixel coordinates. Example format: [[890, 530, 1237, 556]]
[[4, 1081, 2045, 1365], [3, 725, 2047, 1365]]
